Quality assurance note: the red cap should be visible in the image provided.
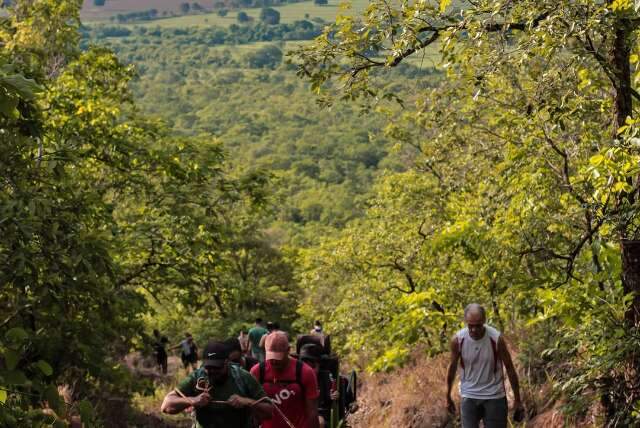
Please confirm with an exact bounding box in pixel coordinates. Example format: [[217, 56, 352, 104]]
[[265, 331, 289, 361]]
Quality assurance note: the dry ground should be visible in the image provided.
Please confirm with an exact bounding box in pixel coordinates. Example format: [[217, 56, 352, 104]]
[[346, 350, 604, 428]]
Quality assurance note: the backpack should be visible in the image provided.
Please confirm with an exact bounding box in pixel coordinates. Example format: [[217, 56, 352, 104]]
[[229, 364, 251, 397], [258, 359, 305, 396]]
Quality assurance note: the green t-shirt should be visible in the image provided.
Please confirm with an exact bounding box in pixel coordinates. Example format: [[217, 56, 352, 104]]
[[248, 326, 268, 349], [177, 366, 266, 428]]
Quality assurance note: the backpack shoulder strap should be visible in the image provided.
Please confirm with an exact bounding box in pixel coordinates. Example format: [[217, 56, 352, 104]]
[[458, 337, 465, 369], [229, 364, 250, 397], [490, 336, 499, 373], [295, 359, 305, 395], [259, 361, 266, 385]]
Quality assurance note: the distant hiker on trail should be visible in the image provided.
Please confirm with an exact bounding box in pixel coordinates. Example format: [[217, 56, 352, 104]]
[[251, 331, 320, 428], [259, 321, 283, 350], [238, 328, 250, 355], [249, 318, 268, 363], [446, 303, 524, 428], [161, 341, 273, 428], [309, 320, 325, 347], [299, 343, 337, 428], [226, 338, 259, 372], [153, 329, 169, 375], [171, 332, 199, 373]]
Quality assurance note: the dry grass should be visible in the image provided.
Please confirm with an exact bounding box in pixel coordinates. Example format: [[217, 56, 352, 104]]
[[347, 352, 453, 428], [345, 344, 604, 428]]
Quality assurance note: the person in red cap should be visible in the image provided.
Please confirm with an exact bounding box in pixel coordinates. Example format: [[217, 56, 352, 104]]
[[251, 331, 320, 428]]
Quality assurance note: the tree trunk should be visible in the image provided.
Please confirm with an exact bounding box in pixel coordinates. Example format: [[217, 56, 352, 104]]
[[622, 240, 640, 326], [612, 20, 639, 325]]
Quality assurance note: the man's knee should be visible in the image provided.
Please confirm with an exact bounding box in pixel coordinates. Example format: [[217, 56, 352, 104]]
[[319, 416, 326, 428]]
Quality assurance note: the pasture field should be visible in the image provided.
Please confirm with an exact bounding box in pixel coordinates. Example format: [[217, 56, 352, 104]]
[[82, 0, 369, 25], [81, 0, 193, 21]]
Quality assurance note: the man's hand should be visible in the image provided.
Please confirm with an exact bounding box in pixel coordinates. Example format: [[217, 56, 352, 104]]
[[513, 400, 525, 422], [191, 392, 211, 408], [446, 396, 456, 415], [227, 394, 251, 408]]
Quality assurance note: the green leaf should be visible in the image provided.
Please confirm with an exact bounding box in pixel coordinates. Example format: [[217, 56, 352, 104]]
[[44, 384, 64, 416], [36, 360, 53, 376], [4, 370, 28, 385], [5, 327, 29, 344], [0, 94, 19, 118], [0, 389, 7, 404], [439, 0, 452, 12], [78, 399, 94, 423], [0, 73, 42, 100], [4, 349, 19, 370]]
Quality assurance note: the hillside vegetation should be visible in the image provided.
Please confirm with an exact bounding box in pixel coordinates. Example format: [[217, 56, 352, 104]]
[[4, 0, 640, 427]]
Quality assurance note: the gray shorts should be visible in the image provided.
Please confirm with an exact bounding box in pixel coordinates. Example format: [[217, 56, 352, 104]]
[[461, 397, 508, 428]]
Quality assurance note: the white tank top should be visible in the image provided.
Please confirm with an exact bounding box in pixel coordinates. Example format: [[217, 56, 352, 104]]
[[456, 325, 505, 399]]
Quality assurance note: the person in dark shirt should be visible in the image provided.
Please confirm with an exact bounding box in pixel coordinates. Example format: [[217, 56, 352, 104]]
[[153, 329, 169, 375], [226, 338, 259, 372], [299, 344, 337, 428], [161, 341, 272, 428]]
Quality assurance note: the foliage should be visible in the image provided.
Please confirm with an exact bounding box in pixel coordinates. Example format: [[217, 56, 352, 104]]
[[0, 0, 293, 425], [244, 44, 283, 68], [260, 7, 281, 25], [293, 0, 640, 424]]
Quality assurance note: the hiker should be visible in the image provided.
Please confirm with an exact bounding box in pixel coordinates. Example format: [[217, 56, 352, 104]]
[[299, 344, 338, 428], [249, 318, 268, 363], [161, 341, 273, 428], [251, 331, 320, 428], [171, 332, 199, 373], [238, 329, 250, 355], [226, 338, 259, 372], [153, 329, 169, 375], [309, 320, 325, 347], [259, 321, 282, 351], [446, 303, 524, 428]]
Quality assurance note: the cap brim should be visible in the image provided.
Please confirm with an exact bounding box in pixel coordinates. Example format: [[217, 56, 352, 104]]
[[202, 359, 226, 368], [266, 351, 287, 360]]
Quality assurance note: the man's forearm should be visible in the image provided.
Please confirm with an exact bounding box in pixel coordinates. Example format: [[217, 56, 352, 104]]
[[446, 365, 457, 397], [251, 400, 273, 420], [507, 368, 521, 402], [161, 394, 192, 414], [307, 409, 320, 428]]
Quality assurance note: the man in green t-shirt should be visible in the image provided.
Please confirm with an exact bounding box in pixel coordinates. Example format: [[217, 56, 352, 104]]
[[248, 318, 268, 362], [161, 341, 273, 428]]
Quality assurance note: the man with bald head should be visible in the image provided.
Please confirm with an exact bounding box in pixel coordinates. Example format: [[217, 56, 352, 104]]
[[446, 303, 524, 427]]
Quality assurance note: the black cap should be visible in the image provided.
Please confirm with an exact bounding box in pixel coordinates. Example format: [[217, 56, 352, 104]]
[[299, 343, 322, 362], [202, 341, 229, 367]]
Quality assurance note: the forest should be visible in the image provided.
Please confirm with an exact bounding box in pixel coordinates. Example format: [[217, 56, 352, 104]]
[[2, 0, 640, 427]]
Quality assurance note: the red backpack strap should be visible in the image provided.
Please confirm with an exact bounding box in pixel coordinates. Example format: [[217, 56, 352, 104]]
[[490, 337, 498, 373], [458, 337, 465, 369]]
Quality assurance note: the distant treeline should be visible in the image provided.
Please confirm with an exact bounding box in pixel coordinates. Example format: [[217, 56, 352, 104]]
[[213, 0, 310, 9], [81, 20, 324, 45], [111, 9, 159, 23]]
